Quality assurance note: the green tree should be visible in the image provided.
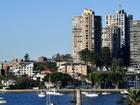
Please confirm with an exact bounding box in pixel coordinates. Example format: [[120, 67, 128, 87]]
[[10, 75, 36, 89], [125, 89, 140, 105], [91, 47, 112, 67], [46, 61, 57, 70], [78, 48, 89, 64], [43, 72, 72, 87], [52, 53, 61, 62], [78, 48, 94, 65], [91, 71, 126, 89], [24, 53, 30, 62], [34, 61, 57, 73], [52, 53, 72, 62], [91, 72, 101, 86], [100, 47, 111, 66], [34, 63, 45, 72]]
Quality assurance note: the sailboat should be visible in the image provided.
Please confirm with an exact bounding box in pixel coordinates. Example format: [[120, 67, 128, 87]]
[[38, 91, 46, 97], [46, 88, 63, 96], [82, 75, 98, 97], [46, 77, 57, 105], [46, 76, 63, 96]]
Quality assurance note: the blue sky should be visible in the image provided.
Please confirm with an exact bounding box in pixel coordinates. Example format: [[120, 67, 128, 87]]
[[0, 0, 139, 61]]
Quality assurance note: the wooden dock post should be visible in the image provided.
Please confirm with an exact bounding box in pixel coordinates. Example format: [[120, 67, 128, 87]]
[[76, 90, 81, 105]]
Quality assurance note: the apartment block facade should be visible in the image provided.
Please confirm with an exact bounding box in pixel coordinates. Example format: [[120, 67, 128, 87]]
[[106, 9, 133, 48], [130, 20, 140, 71], [102, 26, 120, 57], [9, 62, 34, 77], [72, 9, 101, 62]]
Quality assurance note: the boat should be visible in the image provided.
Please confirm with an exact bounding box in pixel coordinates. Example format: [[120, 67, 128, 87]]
[[46, 76, 63, 96], [38, 91, 46, 97], [46, 88, 63, 96], [81, 92, 87, 95], [120, 91, 125, 94], [0, 97, 6, 104], [81, 92, 98, 97], [120, 90, 128, 94], [0, 100, 6, 104], [84, 93, 98, 97], [102, 92, 111, 95]]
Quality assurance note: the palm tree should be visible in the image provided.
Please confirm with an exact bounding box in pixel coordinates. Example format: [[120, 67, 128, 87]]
[[125, 89, 140, 105]]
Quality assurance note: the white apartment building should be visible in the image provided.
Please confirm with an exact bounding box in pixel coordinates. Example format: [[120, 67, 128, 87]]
[[106, 9, 127, 48], [106, 15, 115, 27], [102, 27, 112, 49], [9, 62, 34, 77], [72, 16, 83, 62]]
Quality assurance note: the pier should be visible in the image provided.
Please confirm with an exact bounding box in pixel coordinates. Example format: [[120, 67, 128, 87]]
[[0, 88, 127, 93]]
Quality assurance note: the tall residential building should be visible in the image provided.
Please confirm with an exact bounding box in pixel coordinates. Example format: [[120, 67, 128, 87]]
[[130, 20, 140, 71], [112, 27, 120, 58], [102, 25, 120, 57], [106, 15, 115, 27], [102, 27, 112, 49], [115, 10, 127, 47], [106, 9, 133, 48], [72, 9, 102, 62], [72, 16, 82, 62]]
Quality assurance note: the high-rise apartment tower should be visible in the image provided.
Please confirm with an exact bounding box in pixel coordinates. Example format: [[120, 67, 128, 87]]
[[72, 9, 102, 62]]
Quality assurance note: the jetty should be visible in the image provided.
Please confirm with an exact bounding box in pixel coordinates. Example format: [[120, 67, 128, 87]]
[[0, 88, 127, 93]]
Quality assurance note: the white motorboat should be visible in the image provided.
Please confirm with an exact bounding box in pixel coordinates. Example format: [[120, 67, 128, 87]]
[[46, 88, 63, 96], [0, 97, 6, 104], [81, 92, 87, 95], [120, 91, 125, 94], [120, 90, 128, 94], [85, 93, 98, 97], [38, 92, 46, 97], [0, 100, 6, 104], [82, 92, 98, 97], [102, 92, 110, 95]]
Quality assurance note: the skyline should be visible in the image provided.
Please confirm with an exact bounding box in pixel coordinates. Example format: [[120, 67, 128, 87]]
[[0, 0, 140, 61]]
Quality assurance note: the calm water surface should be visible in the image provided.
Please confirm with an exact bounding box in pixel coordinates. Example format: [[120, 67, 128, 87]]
[[0, 92, 126, 105]]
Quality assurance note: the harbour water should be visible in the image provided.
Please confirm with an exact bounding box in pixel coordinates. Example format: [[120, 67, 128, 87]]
[[1, 92, 126, 105]]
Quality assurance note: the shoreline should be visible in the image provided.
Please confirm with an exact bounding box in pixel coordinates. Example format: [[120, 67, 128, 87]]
[[0, 88, 127, 93]]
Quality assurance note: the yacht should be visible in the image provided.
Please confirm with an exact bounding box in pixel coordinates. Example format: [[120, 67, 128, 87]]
[[38, 91, 46, 97], [46, 88, 63, 96]]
